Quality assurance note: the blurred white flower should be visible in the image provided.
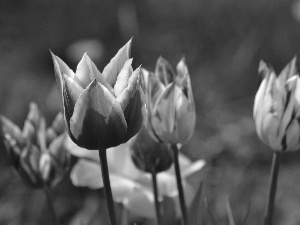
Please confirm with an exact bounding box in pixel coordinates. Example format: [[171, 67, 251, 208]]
[[65, 136, 205, 219]]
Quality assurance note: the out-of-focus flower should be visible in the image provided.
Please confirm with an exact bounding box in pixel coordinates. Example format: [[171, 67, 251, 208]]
[[142, 57, 196, 144], [66, 136, 205, 219], [130, 125, 173, 173], [0, 103, 70, 188], [51, 39, 144, 150], [254, 57, 300, 152]]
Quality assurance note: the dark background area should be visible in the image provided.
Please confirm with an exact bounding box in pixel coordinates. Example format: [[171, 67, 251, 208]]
[[1, 0, 300, 224]]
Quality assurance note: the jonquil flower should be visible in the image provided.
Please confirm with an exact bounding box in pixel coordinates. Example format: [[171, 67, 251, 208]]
[[65, 136, 205, 219], [254, 57, 300, 152], [0, 103, 70, 188], [142, 57, 196, 144], [51, 39, 144, 150]]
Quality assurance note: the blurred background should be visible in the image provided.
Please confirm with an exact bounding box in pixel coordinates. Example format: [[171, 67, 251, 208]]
[[2, 0, 300, 224]]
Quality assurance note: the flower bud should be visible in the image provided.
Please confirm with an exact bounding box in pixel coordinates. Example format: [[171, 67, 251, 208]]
[[130, 126, 173, 173], [254, 57, 300, 152]]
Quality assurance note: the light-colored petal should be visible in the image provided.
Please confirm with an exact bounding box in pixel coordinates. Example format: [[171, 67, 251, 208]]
[[285, 119, 300, 151], [51, 52, 76, 79], [0, 115, 24, 145], [65, 136, 100, 161], [151, 83, 176, 143], [110, 175, 140, 202], [70, 159, 103, 189], [155, 56, 175, 86], [114, 59, 133, 97], [176, 57, 188, 79], [181, 159, 206, 178], [75, 53, 115, 94], [107, 139, 142, 179], [102, 39, 132, 87], [46, 113, 65, 145], [70, 80, 127, 149], [117, 68, 144, 140], [277, 56, 297, 90], [123, 188, 156, 219]]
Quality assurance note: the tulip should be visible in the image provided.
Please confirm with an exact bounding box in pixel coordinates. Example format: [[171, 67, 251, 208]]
[[51, 39, 144, 150], [0, 103, 70, 225], [253, 57, 300, 225], [130, 125, 173, 174], [65, 136, 205, 220], [0, 102, 70, 188], [142, 57, 196, 145], [254, 57, 300, 152]]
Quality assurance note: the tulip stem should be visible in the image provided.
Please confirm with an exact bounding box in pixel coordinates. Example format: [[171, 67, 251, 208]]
[[171, 144, 189, 225], [99, 149, 118, 225], [44, 187, 58, 225], [151, 168, 162, 225], [264, 152, 281, 225]]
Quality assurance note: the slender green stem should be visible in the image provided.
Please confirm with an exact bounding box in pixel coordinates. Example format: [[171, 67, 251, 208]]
[[44, 187, 58, 225], [171, 144, 189, 225], [264, 152, 281, 225], [99, 150, 118, 225], [121, 206, 128, 225], [151, 168, 162, 225]]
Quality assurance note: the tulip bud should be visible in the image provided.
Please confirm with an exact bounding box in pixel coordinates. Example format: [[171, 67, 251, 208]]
[[254, 57, 300, 152], [0, 103, 70, 188], [51, 39, 145, 150], [130, 126, 173, 173], [142, 57, 196, 145]]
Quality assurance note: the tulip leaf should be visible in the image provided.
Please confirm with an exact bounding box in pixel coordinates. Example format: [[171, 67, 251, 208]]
[[102, 39, 132, 87], [225, 197, 236, 225], [188, 181, 203, 225]]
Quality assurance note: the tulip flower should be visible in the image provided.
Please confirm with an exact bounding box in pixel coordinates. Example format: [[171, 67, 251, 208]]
[[131, 125, 173, 174], [65, 136, 205, 220], [254, 57, 300, 152], [51, 39, 144, 150], [142, 57, 196, 145], [0, 103, 70, 225], [253, 57, 300, 225], [0, 102, 70, 188]]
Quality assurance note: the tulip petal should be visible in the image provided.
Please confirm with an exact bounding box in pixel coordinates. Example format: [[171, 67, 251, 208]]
[[176, 57, 188, 80], [70, 80, 127, 149], [117, 68, 144, 140], [51, 52, 76, 79], [181, 159, 206, 178], [106, 140, 142, 179], [173, 87, 196, 143], [0, 116, 24, 146], [277, 56, 297, 90], [71, 159, 104, 189], [48, 134, 68, 165], [123, 188, 156, 219], [151, 83, 176, 143], [22, 102, 42, 145], [75, 54, 115, 94], [46, 113, 65, 145], [102, 39, 132, 87], [114, 59, 133, 97], [285, 119, 300, 151], [155, 56, 175, 86], [110, 175, 140, 202]]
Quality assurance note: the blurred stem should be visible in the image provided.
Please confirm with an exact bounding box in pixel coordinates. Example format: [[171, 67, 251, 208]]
[[121, 206, 128, 225], [264, 152, 281, 225], [44, 187, 58, 225], [151, 168, 162, 225], [99, 149, 118, 225], [171, 144, 189, 225]]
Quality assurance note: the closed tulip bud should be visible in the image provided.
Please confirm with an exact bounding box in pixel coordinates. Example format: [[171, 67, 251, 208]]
[[130, 126, 173, 173], [0, 103, 70, 188], [142, 57, 196, 144], [254, 57, 300, 152], [51, 39, 145, 150]]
